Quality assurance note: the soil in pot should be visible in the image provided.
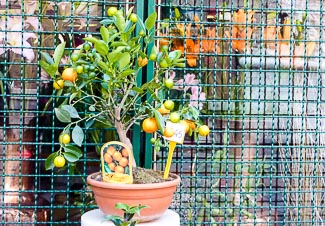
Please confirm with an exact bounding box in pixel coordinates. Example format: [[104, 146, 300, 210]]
[[91, 167, 175, 184]]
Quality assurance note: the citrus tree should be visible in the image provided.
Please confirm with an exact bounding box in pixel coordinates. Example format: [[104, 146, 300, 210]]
[[40, 7, 209, 169]]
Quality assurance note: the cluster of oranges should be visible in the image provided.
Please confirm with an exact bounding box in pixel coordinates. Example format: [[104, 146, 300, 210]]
[[142, 99, 210, 138], [103, 146, 129, 174]]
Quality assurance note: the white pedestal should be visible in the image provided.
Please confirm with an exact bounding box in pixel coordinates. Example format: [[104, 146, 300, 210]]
[[81, 209, 180, 226]]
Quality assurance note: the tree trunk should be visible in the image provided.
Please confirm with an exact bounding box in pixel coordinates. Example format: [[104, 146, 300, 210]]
[[114, 121, 136, 167]]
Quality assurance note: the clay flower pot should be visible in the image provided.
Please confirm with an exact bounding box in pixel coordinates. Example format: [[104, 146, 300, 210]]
[[87, 172, 181, 222]]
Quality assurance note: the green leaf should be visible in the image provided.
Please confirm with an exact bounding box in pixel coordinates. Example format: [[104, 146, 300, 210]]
[[115, 203, 130, 211], [119, 52, 130, 69], [153, 109, 165, 133], [39, 60, 57, 78], [121, 69, 134, 77], [124, 20, 133, 32], [69, 93, 77, 103], [145, 12, 157, 30], [60, 105, 80, 119], [95, 40, 109, 57], [137, 17, 146, 33], [100, 19, 114, 25], [189, 106, 200, 120], [63, 152, 79, 162], [168, 50, 182, 60], [72, 125, 84, 146], [110, 42, 128, 47], [84, 37, 108, 57], [54, 108, 71, 123], [131, 87, 144, 94], [53, 42, 66, 65], [98, 61, 110, 72], [126, 6, 134, 18], [108, 50, 123, 64], [40, 51, 54, 64], [45, 152, 58, 170], [150, 45, 158, 56], [115, 13, 126, 32], [100, 26, 110, 43], [63, 145, 82, 158]]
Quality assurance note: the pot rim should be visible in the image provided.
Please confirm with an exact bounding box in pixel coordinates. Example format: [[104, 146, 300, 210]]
[[87, 171, 181, 190]]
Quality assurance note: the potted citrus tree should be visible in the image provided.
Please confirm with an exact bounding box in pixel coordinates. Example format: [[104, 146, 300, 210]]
[[40, 7, 209, 222]]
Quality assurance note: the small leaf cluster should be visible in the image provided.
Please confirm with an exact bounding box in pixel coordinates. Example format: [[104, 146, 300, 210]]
[[103, 203, 148, 226]]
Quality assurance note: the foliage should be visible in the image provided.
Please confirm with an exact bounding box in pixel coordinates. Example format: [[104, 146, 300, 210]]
[[187, 148, 274, 225], [40, 7, 208, 170], [103, 203, 148, 226]]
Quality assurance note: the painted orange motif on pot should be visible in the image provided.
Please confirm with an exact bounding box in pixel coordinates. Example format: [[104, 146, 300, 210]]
[[100, 141, 133, 184]]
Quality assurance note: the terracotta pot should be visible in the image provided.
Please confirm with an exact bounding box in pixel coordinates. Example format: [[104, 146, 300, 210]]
[[87, 172, 181, 222]]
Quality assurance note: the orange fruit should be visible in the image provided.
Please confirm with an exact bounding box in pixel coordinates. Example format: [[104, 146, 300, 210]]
[[62, 68, 78, 82], [107, 7, 118, 17], [164, 100, 174, 111], [119, 157, 129, 167], [107, 146, 116, 156], [104, 153, 112, 164], [164, 127, 175, 137], [108, 162, 116, 171], [180, 120, 190, 133], [54, 156, 66, 168], [115, 165, 125, 174], [130, 13, 138, 23], [121, 148, 129, 157], [53, 79, 64, 90], [142, 118, 158, 133], [157, 105, 170, 115], [169, 112, 180, 123], [198, 125, 210, 136], [112, 151, 122, 161], [185, 120, 196, 131]]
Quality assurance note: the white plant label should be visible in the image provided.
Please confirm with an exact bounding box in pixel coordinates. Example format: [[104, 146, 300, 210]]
[[164, 121, 186, 144]]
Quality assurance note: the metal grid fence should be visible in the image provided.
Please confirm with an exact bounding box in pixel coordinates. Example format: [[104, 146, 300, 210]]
[[0, 0, 324, 225]]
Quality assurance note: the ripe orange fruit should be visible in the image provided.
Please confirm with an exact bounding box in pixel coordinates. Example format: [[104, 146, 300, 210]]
[[112, 151, 122, 161], [121, 148, 129, 157], [185, 120, 196, 131], [180, 120, 190, 133], [119, 157, 129, 167], [198, 125, 210, 136], [108, 162, 116, 171], [107, 146, 116, 156], [138, 56, 148, 67], [142, 118, 158, 133], [164, 127, 175, 137], [115, 165, 125, 174], [157, 105, 170, 115], [104, 153, 112, 164], [62, 68, 78, 82]]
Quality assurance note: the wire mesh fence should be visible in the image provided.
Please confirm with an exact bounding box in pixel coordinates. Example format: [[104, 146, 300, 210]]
[[0, 0, 324, 225]]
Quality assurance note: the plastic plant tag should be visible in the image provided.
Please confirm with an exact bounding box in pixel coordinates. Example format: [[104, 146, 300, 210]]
[[163, 121, 186, 144], [101, 141, 133, 184], [163, 121, 186, 179]]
